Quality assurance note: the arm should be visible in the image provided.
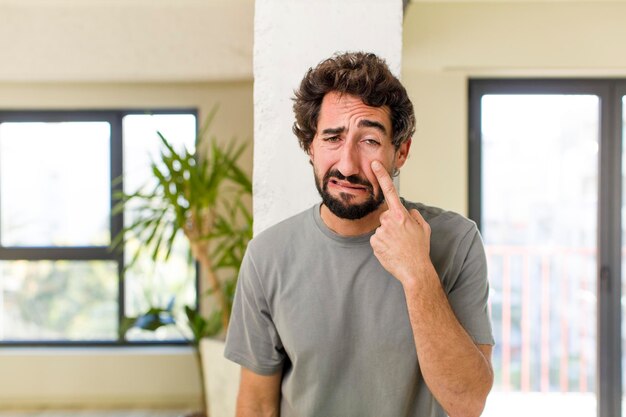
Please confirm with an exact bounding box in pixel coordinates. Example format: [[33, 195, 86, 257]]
[[403, 263, 493, 417], [236, 367, 282, 417], [370, 161, 493, 417], [225, 249, 286, 416]]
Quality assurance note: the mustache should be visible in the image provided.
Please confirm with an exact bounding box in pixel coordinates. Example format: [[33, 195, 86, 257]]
[[323, 169, 374, 192]]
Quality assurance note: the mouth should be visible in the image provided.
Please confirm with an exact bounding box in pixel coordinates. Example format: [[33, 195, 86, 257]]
[[328, 178, 370, 193]]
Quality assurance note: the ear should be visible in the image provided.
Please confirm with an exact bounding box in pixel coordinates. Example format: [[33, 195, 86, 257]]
[[307, 136, 317, 162], [394, 138, 412, 169]]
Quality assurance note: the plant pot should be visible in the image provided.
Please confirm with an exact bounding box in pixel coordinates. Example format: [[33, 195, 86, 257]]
[[200, 338, 241, 417]]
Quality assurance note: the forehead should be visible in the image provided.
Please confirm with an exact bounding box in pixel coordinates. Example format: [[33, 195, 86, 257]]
[[317, 92, 391, 131]]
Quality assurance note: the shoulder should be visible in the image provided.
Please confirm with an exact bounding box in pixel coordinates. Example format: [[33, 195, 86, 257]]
[[402, 199, 477, 239], [247, 205, 317, 255], [402, 200, 487, 294]]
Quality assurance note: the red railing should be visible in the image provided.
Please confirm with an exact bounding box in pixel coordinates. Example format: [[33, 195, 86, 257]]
[[486, 245, 597, 393]]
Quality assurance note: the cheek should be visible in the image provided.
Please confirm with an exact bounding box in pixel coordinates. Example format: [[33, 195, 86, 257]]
[[312, 154, 334, 180], [365, 159, 395, 191], [316, 155, 334, 171], [363, 166, 380, 191]]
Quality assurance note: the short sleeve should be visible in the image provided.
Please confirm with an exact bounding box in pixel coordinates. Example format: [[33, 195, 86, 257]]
[[224, 249, 285, 375], [447, 227, 495, 346]]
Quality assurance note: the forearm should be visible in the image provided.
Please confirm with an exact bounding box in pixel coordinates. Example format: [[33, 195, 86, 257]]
[[236, 368, 282, 417], [403, 264, 493, 417], [236, 404, 279, 417]]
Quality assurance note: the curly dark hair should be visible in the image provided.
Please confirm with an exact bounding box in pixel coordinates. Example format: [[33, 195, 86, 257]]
[[292, 51, 416, 154]]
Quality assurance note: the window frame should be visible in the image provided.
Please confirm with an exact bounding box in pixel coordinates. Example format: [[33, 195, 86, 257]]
[[0, 109, 199, 347], [469, 79, 624, 417]]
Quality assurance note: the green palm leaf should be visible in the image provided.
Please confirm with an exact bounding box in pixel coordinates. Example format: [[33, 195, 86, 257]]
[[113, 109, 253, 344]]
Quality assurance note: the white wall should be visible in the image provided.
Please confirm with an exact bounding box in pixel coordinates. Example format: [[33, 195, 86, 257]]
[[1, 347, 201, 408], [253, 0, 403, 234]]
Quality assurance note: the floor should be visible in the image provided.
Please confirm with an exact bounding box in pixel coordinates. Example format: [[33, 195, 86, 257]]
[[0, 410, 194, 417]]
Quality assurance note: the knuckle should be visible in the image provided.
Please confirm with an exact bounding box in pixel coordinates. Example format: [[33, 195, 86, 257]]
[[383, 185, 395, 196], [394, 210, 407, 222]]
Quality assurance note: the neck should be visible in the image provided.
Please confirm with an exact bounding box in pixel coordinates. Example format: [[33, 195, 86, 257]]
[[320, 203, 389, 237]]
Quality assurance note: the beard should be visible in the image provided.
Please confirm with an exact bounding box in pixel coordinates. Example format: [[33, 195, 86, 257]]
[[314, 168, 385, 220]]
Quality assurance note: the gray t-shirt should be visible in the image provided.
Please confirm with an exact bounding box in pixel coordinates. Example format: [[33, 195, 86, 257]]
[[225, 201, 494, 417]]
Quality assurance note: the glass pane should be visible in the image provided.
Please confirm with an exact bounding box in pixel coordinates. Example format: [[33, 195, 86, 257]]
[[122, 114, 196, 341], [0, 260, 118, 341], [0, 121, 111, 247], [480, 95, 598, 416]]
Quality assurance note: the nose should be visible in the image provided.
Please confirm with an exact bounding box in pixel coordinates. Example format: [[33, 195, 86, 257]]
[[336, 141, 360, 178]]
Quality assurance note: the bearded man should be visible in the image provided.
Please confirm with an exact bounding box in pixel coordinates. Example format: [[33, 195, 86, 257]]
[[224, 51, 494, 417]]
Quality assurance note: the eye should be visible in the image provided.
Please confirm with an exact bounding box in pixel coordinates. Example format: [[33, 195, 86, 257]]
[[323, 136, 341, 143], [363, 138, 380, 146]]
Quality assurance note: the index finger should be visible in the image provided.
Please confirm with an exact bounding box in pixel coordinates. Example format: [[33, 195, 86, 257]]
[[371, 160, 404, 212]]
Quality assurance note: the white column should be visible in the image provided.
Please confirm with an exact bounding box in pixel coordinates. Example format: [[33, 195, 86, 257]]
[[253, 0, 404, 235]]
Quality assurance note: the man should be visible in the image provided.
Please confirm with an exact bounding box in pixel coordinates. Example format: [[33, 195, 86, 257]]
[[224, 52, 494, 417]]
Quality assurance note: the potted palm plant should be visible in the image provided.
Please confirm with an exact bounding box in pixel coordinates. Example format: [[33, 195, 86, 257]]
[[114, 110, 252, 417]]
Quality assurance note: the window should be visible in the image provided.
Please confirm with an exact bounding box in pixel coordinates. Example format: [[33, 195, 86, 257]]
[[0, 110, 198, 344], [470, 80, 624, 417]]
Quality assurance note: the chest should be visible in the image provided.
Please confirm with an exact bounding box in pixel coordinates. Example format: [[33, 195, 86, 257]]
[[265, 245, 417, 364]]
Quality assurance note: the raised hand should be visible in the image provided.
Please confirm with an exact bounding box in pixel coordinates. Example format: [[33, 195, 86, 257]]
[[369, 160, 432, 285]]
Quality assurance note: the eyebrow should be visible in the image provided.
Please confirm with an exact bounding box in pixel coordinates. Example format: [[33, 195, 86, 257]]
[[320, 119, 388, 136], [321, 126, 345, 135], [357, 119, 387, 134]]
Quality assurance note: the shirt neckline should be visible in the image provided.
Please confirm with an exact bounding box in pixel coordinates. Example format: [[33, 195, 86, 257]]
[[310, 203, 376, 245]]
